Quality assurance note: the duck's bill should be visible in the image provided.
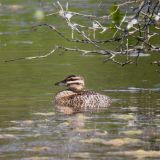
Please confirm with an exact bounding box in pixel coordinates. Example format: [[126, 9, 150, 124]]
[[55, 81, 66, 86]]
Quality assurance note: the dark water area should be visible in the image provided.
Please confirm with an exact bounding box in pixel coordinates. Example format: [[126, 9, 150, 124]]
[[0, 0, 160, 160]]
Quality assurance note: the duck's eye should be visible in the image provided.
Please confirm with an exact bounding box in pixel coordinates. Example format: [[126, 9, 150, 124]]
[[66, 77, 75, 81]]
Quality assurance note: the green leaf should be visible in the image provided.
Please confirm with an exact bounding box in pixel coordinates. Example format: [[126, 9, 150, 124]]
[[109, 3, 122, 25]]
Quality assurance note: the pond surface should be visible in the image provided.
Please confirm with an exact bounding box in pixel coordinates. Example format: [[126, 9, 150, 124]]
[[0, 0, 160, 160]]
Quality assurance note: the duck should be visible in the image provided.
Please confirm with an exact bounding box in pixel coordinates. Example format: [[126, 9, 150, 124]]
[[54, 75, 111, 114]]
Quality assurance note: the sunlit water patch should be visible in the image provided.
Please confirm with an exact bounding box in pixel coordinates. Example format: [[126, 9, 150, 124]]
[[104, 87, 160, 93], [0, 91, 159, 159]]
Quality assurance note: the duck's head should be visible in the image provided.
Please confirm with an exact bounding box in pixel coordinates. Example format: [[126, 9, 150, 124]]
[[55, 75, 85, 92]]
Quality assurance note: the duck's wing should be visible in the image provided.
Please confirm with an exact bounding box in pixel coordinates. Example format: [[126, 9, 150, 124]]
[[67, 91, 111, 112]]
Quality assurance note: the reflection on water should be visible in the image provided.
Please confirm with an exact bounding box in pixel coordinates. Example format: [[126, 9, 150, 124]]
[[0, 0, 160, 160], [0, 90, 160, 160], [104, 87, 160, 93]]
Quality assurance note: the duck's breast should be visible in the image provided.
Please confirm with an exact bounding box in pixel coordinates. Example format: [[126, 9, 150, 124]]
[[54, 90, 76, 106]]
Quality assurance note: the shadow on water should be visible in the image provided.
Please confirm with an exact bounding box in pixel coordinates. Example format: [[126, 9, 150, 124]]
[[0, 0, 160, 160]]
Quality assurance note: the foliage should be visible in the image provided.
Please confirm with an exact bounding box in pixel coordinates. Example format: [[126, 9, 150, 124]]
[[109, 3, 122, 25]]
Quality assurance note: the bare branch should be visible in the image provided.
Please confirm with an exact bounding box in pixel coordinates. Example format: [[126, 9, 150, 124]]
[[5, 0, 160, 66]]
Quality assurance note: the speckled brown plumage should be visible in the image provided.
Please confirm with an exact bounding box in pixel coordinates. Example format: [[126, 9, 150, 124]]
[[54, 75, 111, 114]]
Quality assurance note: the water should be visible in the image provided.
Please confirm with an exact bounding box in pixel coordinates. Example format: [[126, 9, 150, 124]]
[[0, 0, 160, 160]]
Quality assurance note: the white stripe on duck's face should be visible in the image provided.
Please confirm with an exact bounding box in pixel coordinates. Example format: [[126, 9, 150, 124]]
[[55, 75, 85, 91], [66, 79, 84, 85]]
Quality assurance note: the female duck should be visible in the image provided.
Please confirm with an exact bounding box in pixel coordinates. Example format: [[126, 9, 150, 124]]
[[54, 75, 111, 114]]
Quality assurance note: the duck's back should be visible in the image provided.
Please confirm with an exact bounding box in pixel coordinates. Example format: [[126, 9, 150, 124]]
[[54, 90, 111, 113]]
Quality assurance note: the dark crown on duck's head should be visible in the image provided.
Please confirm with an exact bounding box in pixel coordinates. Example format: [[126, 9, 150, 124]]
[[55, 75, 85, 92]]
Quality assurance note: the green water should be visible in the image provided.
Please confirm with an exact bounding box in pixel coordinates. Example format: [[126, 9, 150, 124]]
[[0, 0, 160, 160]]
